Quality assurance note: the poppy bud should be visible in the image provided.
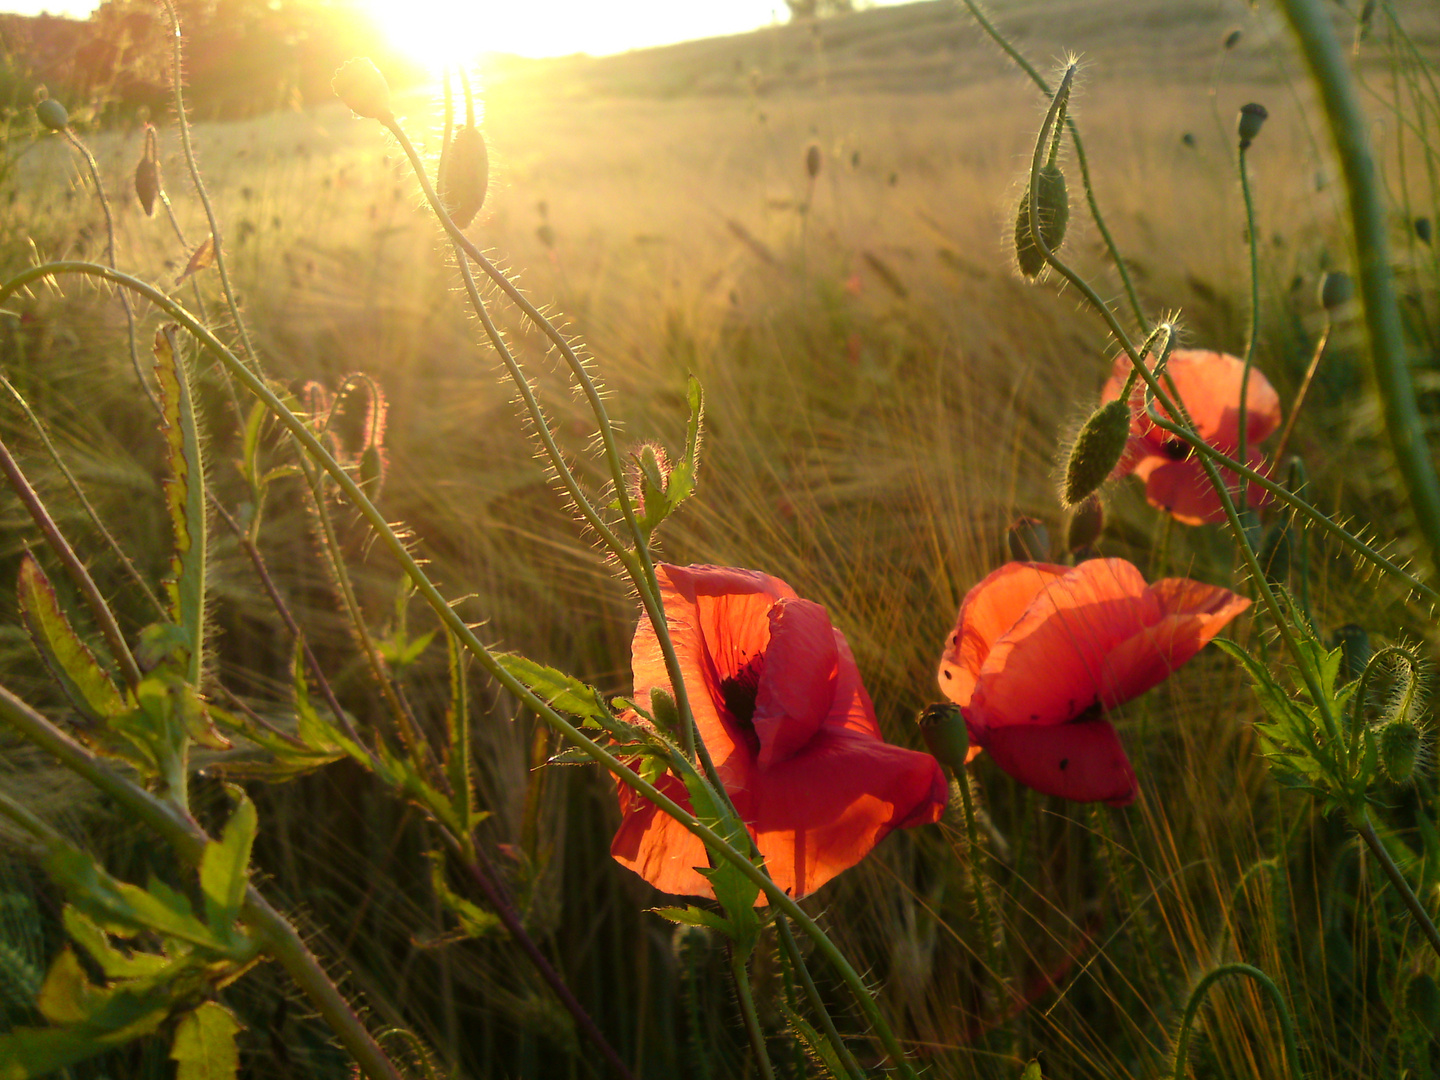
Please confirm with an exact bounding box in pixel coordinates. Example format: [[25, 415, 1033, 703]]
[[35, 98, 68, 132], [332, 58, 392, 121], [649, 687, 680, 734], [1062, 399, 1130, 507], [1237, 102, 1268, 150], [1066, 494, 1105, 552], [1417, 217, 1433, 245], [1014, 162, 1069, 279], [1378, 718, 1422, 783], [439, 125, 489, 228], [1407, 973, 1440, 1031], [805, 142, 822, 180], [134, 126, 161, 217], [1318, 270, 1353, 311], [917, 703, 970, 774], [1333, 623, 1371, 683], [1223, 28, 1242, 49], [1006, 516, 1050, 562]]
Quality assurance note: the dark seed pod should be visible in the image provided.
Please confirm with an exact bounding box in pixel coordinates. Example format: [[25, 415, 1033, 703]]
[[1014, 162, 1069, 279], [438, 125, 488, 228], [1416, 217, 1433, 245], [1006, 516, 1050, 562], [1066, 494, 1105, 552], [1237, 102, 1268, 150], [35, 98, 68, 132], [1062, 399, 1130, 507], [805, 142, 821, 180], [1223, 28, 1242, 49], [134, 126, 161, 217], [1318, 270, 1353, 311]]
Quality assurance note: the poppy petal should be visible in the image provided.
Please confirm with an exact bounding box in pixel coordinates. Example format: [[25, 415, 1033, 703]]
[[938, 562, 1070, 711], [980, 717, 1136, 804], [745, 729, 948, 898], [610, 769, 716, 899], [1142, 450, 1272, 526], [969, 559, 1159, 728], [753, 598, 838, 768]]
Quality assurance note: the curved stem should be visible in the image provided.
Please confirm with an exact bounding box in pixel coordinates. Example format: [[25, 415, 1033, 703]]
[[0, 261, 915, 1077], [1171, 963, 1299, 1079], [1275, 0, 1440, 572]]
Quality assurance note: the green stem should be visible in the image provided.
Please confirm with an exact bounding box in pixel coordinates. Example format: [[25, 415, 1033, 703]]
[[1275, 0, 1440, 572], [776, 917, 865, 1080], [1357, 811, 1440, 962], [1236, 146, 1261, 516], [0, 261, 916, 1079], [730, 946, 776, 1080], [1171, 963, 1299, 1079], [955, 771, 999, 980]]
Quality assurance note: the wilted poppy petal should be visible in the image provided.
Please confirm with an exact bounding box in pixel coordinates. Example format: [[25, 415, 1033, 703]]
[[939, 562, 1070, 710], [969, 559, 1159, 728], [980, 717, 1136, 804], [746, 729, 948, 897], [753, 598, 838, 768]]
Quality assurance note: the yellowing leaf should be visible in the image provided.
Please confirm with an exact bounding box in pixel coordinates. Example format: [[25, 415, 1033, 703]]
[[170, 1002, 242, 1080], [175, 235, 216, 285]]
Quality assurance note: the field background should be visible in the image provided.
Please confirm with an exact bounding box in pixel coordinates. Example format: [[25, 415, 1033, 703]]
[[3, 0, 1440, 1076]]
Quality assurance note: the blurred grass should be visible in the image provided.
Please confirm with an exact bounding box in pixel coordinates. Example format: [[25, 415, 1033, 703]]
[[1, 0, 1439, 1077]]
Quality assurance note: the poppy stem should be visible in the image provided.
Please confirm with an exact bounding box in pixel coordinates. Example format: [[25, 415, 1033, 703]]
[[1170, 963, 1299, 1080], [731, 945, 777, 1080], [1357, 812, 1440, 963], [1236, 144, 1261, 518], [777, 917, 866, 1080], [955, 772, 1001, 988]]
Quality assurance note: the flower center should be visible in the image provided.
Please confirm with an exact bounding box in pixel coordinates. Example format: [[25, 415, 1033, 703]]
[[720, 654, 766, 753], [1161, 438, 1192, 461]]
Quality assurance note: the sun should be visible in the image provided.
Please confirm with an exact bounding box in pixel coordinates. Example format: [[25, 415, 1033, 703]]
[[359, 0, 544, 72]]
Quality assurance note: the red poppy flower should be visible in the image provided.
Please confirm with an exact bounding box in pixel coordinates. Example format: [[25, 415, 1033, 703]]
[[612, 564, 949, 901], [1102, 349, 1282, 525], [937, 559, 1249, 804]]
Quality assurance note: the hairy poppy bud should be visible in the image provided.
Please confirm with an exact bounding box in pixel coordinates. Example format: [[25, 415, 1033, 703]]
[[805, 142, 821, 180], [1379, 718, 1422, 783], [1006, 516, 1050, 562], [649, 687, 680, 734], [1237, 102, 1268, 150], [1066, 494, 1105, 552], [1407, 973, 1440, 1031], [1063, 399, 1130, 507], [1318, 270, 1353, 311], [918, 702, 970, 774], [1014, 162, 1069, 278], [134, 125, 161, 217], [35, 98, 67, 132], [358, 444, 388, 499], [439, 125, 489, 228], [332, 58, 392, 121]]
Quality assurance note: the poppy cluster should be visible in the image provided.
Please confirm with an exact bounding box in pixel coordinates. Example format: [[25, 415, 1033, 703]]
[[1102, 349, 1281, 525], [937, 558, 1250, 803], [611, 564, 948, 901]]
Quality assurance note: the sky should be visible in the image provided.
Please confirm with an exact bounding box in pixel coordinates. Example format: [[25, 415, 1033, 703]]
[[0, 0, 864, 60]]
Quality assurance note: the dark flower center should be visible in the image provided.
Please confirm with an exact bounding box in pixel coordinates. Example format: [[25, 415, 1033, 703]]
[[1161, 438, 1192, 461], [720, 654, 766, 754]]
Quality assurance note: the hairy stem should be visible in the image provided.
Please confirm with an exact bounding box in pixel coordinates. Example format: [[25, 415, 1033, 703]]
[[1171, 963, 1299, 1079]]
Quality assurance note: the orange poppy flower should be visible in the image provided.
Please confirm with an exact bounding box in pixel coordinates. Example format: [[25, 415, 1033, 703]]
[[1102, 349, 1282, 526], [612, 564, 948, 901], [937, 559, 1249, 804]]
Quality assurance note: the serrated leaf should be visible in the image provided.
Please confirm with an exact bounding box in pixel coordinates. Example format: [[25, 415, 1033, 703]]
[[36, 948, 95, 1025], [63, 908, 170, 980], [428, 853, 502, 939], [781, 1000, 848, 1080], [650, 905, 733, 937], [669, 374, 704, 508], [0, 993, 170, 1080], [672, 757, 762, 950], [496, 655, 611, 727], [16, 556, 126, 724], [200, 788, 256, 938], [170, 1002, 241, 1080], [153, 325, 207, 688]]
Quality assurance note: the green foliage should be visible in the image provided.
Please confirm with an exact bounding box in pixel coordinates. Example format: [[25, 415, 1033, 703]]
[[169, 1002, 241, 1080]]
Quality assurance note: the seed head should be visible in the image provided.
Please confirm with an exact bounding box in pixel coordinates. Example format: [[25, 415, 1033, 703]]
[[35, 98, 68, 132], [134, 125, 162, 217], [1014, 162, 1069, 279], [332, 58, 392, 121], [1223, 28, 1243, 49], [805, 142, 822, 180], [439, 125, 489, 228], [1237, 102, 1268, 150], [1416, 217, 1433, 245], [918, 703, 970, 775], [1062, 399, 1131, 507], [1006, 516, 1050, 562], [1318, 270, 1353, 311], [1379, 718, 1423, 783]]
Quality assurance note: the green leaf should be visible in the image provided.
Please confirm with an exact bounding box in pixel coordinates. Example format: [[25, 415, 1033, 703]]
[[0, 994, 170, 1080], [36, 948, 95, 1025], [428, 853, 502, 939], [239, 399, 268, 492], [671, 757, 762, 952], [200, 788, 256, 938], [496, 654, 612, 727], [170, 1002, 242, 1080], [1021, 1061, 1043, 1080], [63, 908, 170, 980], [153, 325, 207, 687], [669, 374, 704, 508], [780, 1001, 848, 1080], [650, 906, 733, 937], [16, 555, 125, 724]]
